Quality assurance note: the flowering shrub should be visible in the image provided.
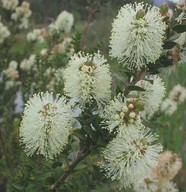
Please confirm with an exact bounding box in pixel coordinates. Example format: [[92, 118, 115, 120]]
[[0, 0, 186, 192]]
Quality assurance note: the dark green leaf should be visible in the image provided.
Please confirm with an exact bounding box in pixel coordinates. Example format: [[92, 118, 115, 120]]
[[45, 176, 55, 185], [75, 116, 85, 124], [143, 79, 153, 84], [73, 130, 86, 140], [115, 82, 124, 95], [71, 141, 80, 151], [97, 137, 107, 147], [163, 41, 177, 49], [11, 183, 25, 190], [52, 162, 62, 169], [128, 85, 146, 92], [25, 165, 33, 173], [173, 24, 186, 33]]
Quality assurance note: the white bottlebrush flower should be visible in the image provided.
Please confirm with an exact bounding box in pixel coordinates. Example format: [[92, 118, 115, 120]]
[[100, 95, 144, 135], [40, 48, 48, 56], [161, 84, 186, 115], [63, 52, 112, 107], [52, 38, 74, 56], [0, 21, 10, 43], [109, 3, 165, 70], [153, 150, 182, 182], [169, 84, 186, 103], [103, 125, 162, 188], [11, 1, 32, 29], [27, 28, 46, 43], [130, 76, 165, 117], [20, 92, 72, 159], [175, 0, 186, 23], [159, 181, 179, 192], [174, 32, 186, 64], [9, 60, 18, 69], [5, 80, 21, 90], [134, 175, 179, 192], [3, 61, 19, 80], [134, 175, 159, 192], [49, 10, 74, 33], [20, 54, 36, 71], [161, 98, 177, 115], [2, 0, 18, 10]]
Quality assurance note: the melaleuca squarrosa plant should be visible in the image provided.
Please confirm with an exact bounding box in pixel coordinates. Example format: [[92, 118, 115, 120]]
[[0, 1, 185, 192]]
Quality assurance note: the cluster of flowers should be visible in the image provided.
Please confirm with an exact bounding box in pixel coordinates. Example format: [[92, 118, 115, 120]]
[[101, 76, 166, 188], [0, 0, 32, 44], [161, 84, 186, 115], [99, 3, 168, 189], [134, 150, 182, 191], [2, 9, 75, 92], [2, 55, 35, 90], [18, 1, 184, 191], [2, 0, 18, 10], [11, 1, 32, 29], [20, 51, 112, 159], [27, 28, 46, 43]]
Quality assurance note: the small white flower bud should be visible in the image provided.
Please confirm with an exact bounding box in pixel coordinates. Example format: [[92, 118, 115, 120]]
[[129, 111, 136, 118], [114, 114, 120, 120], [128, 103, 134, 109], [122, 105, 129, 112], [120, 111, 125, 118], [129, 118, 134, 124]]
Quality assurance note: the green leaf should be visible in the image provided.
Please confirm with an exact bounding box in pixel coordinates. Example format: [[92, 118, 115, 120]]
[[163, 41, 177, 49], [97, 137, 107, 147], [143, 79, 153, 84], [75, 116, 85, 124], [173, 24, 186, 33], [71, 141, 80, 151], [86, 127, 99, 144], [52, 162, 62, 169], [73, 130, 86, 140], [45, 176, 55, 185], [127, 85, 146, 92], [160, 4, 169, 15], [169, 33, 181, 41], [25, 165, 33, 173], [11, 183, 25, 190]]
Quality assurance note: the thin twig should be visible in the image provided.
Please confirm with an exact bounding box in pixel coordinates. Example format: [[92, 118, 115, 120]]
[[50, 147, 90, 192], [80, 1, 97, 50], [0, 128, 12, 170]]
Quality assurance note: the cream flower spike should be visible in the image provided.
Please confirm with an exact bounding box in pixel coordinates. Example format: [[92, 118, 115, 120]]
[[63, 52, 112, 108], [102, 124, 162, 188], [153, 150, 182, 182], [20, 92, 72, 159], [109, 2, 165, 70], [100, 94, 144, 135], [49, 10, 74, 33], [131, 75, 166, 117], [134, 175, 179, 192], [2, 0, 18, 10]]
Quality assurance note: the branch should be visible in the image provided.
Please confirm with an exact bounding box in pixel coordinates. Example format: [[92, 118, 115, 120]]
[[80, 1, 97, 50], [50, 147, 90, 192]]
